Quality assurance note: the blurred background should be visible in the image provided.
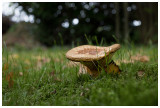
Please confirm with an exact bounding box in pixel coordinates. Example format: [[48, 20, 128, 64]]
[[2, 2, 158, 48]]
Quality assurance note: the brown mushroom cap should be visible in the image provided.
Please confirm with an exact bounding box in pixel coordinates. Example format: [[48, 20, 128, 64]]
[[66, 44, 120, 62]]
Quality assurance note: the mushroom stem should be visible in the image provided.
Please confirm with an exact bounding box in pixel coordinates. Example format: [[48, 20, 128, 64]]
[[79, 62, 102, 77], [79, 64, 101, 77], [86, 66, 101, 77], [79, 58, 120, 77], [79, 60, 121, 77]]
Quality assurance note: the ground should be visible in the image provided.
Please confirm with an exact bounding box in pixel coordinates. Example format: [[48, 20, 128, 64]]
[[2, 44, 158, 106]]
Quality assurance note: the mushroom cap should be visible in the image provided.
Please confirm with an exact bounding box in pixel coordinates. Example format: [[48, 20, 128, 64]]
[[66, 44, 120, 62]]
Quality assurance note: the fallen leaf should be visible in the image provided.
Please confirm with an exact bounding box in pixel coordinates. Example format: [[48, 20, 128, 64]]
[[105, 60, 121, 74], [137, 70, 145, 77], [130, 55, 150, 62], [115, 54, 150, 64], [115, 59, 134, 65], [121, 59, 134, 63], [139, 56, 150, 62]]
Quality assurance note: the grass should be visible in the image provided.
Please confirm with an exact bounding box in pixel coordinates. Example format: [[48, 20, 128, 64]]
[[2, 44, 158, 106]]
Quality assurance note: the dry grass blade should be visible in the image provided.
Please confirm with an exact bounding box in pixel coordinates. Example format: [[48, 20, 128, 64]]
[[6, 72, 14, 88], [3, 63, 9, 71]]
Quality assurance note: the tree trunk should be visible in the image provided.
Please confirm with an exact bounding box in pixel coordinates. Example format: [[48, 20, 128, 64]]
[[115, 2, 120, 41], [145, 3, 154, 42], [123, 2, 129, 43], [137, 3, 157, 44]]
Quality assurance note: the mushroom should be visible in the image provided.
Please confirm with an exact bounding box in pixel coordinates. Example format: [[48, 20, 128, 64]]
[[66, 44, 121, 77]]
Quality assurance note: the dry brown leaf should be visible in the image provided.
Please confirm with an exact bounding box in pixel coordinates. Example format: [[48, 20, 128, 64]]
[[130, 55, 149, 62], [137, 70, 145, 77], [121, 59, 134, 63], [115, 54, 149, 64], [115, 59, 134, 65], [105, 61, 121, 74], [139, 56, 150, 62]]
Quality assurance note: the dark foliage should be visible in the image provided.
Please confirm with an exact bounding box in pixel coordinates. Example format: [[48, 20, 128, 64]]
[[2, 15, 14, 34], [16, 2, 157, 46]]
